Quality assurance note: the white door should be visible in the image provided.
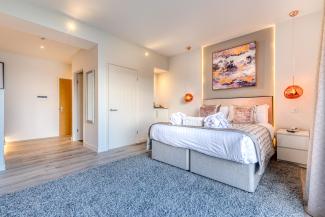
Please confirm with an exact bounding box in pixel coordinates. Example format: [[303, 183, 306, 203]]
[[108, 65, 138, 149]]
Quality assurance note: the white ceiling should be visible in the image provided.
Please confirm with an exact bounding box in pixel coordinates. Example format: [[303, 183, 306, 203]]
[[0, 12, 97, 51], [25, 0, 323, 56], [0, 26, 81, 64]]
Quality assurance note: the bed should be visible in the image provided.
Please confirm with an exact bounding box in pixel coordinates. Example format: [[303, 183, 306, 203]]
[[148, 96, 275, 192]]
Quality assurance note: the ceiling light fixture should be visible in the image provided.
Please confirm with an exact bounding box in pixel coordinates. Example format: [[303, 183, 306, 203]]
[[144, 51, 149, 57], [40, 37, 46, 50], [66, 21, 76, 31]]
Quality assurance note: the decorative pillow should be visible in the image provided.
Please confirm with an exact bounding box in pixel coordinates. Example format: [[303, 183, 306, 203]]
[[255, 104, 269, 124], [229, 105, 256, 124], [204, 112, 230, 129], [219, 106, 230, 118], [199, 105, 220, 117]]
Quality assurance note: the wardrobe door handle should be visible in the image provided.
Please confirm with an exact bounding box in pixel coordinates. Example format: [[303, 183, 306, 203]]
[[110, 109, 118, 112]]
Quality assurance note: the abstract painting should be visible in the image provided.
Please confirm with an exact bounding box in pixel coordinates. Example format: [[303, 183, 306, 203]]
[[212, 42, 256, 90]]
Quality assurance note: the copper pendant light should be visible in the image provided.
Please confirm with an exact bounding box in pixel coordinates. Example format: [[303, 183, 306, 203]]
[[184, 93, 193, 102], [284, 77, 304, 99], [284, 10, 303, 99]]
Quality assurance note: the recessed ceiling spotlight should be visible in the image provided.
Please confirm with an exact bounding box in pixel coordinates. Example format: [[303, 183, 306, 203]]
[[40, 37, 46, 49], [144, 51, 149, 57], [66, 21, 76, 31], [186, 46, 192, 51]]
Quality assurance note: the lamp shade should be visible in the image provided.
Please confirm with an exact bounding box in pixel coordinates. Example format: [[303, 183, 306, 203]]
[[184, 93, 193, 102], [284, 85, 303, 99]]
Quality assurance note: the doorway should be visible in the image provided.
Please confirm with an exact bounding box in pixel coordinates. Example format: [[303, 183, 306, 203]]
[[59, 79, 72, 137], [108, 64, 138, 149]]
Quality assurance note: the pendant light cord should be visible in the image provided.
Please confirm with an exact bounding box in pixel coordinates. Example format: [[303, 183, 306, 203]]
[[291, 13, 296, 86]]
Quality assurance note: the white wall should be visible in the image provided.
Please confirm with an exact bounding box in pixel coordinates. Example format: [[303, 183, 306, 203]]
[[72, 40, 169, 151], [1, 51, 71, 142], [156, 12, 323, 132], [157, 49, 202, 116], [0, 1, 321, 156], [0, 1, 169, 152], [154, 73, 158, 104], [104, 36, 169, 143], [0, 90, 4, 171], [275, 12, 322, 130], [71, 46, 98, 151]]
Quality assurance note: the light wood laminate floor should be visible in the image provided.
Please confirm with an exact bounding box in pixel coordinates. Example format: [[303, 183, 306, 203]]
[[0, 137, 306, 198], [0, 137, 147, 195]]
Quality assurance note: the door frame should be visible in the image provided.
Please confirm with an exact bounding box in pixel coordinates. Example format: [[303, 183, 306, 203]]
[[107, 63, 140, 150]]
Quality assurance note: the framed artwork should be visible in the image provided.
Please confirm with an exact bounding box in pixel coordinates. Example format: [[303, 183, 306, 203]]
[[0, 62, 3, 89], [212, 42, 256, 90]]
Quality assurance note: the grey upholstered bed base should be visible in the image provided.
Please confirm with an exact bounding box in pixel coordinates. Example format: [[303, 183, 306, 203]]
[[152, 140, 190, 170], [151, 140, 262, 192]]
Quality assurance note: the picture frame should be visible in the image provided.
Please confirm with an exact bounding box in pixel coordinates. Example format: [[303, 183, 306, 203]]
[[0, 62, 4, 89], [212, 42, 256, 90]]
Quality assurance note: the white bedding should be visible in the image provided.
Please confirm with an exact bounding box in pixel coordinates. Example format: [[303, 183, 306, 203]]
[[150, 123, 274, 165]]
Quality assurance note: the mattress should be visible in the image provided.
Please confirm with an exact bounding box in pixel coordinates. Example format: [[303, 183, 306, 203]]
[[149, 123, 274, 165]]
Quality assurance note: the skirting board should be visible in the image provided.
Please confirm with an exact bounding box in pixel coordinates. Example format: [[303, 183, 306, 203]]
[[5, 136, 70, 144], [84, 143, 98, 152]]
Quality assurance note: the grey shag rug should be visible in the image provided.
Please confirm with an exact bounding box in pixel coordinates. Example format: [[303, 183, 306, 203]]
[[0, 154, 304, 217]]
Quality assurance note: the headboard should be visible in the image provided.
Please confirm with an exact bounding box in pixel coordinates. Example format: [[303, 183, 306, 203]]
[[203, 96, 273, 125]]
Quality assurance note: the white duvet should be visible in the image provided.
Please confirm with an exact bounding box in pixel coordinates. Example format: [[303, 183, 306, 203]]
[[150, 123, 274, 164]]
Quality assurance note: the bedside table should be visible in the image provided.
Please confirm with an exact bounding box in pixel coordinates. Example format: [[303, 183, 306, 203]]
[[277, 129, 310, 165]]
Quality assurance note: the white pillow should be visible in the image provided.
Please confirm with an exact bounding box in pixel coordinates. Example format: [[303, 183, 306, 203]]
[[183, 117, 204, 127], [219, 106, 230, 119], [255, 104, 269, 124]]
